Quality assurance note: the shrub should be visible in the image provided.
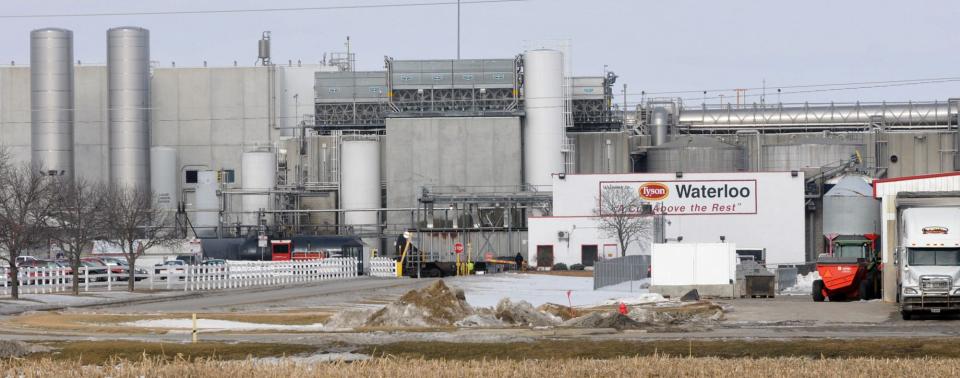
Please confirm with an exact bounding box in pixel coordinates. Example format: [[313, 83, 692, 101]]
[[552, 263, 568, 271], [570, 264, 585, 271]]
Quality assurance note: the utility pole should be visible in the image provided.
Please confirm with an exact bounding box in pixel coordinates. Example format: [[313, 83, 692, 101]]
[[457, 0, 461, 59]]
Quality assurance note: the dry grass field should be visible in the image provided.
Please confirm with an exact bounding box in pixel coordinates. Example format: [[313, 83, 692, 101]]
[[3, 355, 960, 377]]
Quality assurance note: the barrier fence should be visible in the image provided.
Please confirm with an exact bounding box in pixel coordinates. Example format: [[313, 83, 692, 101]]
[[0, 258, 359, 296], [593, 255, 651, 290], [369, 257, 398, 278]]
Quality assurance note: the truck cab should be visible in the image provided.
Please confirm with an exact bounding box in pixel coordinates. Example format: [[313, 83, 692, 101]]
[[898, 207, 960, 319]]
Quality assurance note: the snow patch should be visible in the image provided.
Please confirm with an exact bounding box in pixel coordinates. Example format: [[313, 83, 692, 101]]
[[601, 293, 666, 306], [448, 273, 651, 308], [121, 319, 325, 331], [780, 272, 821, 296]]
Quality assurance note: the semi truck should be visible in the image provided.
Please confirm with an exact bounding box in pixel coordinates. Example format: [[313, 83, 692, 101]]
[[897, 200, 960, 320]]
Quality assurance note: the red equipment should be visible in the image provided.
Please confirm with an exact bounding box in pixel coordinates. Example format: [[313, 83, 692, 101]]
[[270, 240, 326, 261], [812, 233, 880, 302]]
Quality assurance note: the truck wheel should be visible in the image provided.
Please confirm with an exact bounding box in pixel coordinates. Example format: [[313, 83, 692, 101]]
[[901, 311, 912, 321], [812, 280, 825, 302]]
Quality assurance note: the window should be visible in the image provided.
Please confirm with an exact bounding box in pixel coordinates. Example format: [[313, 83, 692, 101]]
[[219, 169, 235, 184], [836, 244, 867, 259], [185, 170, 198, 184], [909, 248, 960, 266]]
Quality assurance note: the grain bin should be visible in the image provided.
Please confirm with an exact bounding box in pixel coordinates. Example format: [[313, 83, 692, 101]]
[[823, 175, 880, 236]]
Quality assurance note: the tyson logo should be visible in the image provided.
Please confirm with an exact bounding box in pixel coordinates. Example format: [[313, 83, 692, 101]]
[[638, 182, 669, 201]]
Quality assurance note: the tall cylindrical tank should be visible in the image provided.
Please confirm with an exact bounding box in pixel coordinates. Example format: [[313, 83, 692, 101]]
[[523, 49, 566, 187], [340, 138, 381, 234], [762, 137, 863, 171], [194, 170, 219, 237], [108, 27, 151, 189], [645, 135, 745, 173], [30, 28, 74, 178], [650, 107, 670, 146], [823, 175, 880, 236], [149, 147, 177, 210], [241, 151, 278, 227]]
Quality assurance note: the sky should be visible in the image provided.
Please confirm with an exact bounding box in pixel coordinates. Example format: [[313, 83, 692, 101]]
[[2, 0, 959, 107]]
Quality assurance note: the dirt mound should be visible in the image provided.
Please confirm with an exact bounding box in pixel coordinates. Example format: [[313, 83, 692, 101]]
[[641, 301, 724, 324], [562, 312, 644, 330], [0, 340, 31, 358], [494, 298, 560, 327], [454, 314, 506, 328], [537, 303, 581, 321], [324, 309, 377, 330], [365, 280, 474, 327]]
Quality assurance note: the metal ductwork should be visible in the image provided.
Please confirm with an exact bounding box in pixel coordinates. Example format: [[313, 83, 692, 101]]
[[108, 26, 151, 190], [30, 28, 74, 178], [679, 102, 960, 129]]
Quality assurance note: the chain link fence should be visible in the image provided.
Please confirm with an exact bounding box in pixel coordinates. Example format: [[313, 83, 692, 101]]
[[593, 255, 651, 290]]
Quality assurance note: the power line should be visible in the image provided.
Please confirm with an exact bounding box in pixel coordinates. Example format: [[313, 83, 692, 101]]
[[0, 0, 525, 19]]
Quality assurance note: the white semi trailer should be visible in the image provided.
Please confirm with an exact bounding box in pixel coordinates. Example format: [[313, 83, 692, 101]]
[[898, 202, 960, 320]]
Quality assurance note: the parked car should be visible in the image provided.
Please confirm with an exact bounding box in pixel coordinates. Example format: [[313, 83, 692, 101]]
[[15, 256, 39, 267], [154, 260, 186, 279], [201, 259, 226, 266], [83, 257, 129, 280], [77, 260, 110, 282]]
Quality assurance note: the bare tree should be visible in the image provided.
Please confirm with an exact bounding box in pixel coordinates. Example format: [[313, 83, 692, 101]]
[[50, 178, 108, 296], [596, 186, 653, 257], [102, 185, 178, 291], [0, 163, 58, 299]]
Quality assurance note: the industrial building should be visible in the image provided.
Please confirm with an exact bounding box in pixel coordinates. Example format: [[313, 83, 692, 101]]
[[1, 26, 958, 272]]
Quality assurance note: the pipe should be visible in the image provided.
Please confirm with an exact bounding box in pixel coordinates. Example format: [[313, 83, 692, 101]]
[[680, 101, 959, 127]]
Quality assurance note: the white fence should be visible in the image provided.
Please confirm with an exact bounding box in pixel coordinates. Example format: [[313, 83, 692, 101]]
[[369, 257, 398, 278], [0, 258, 359, 296]]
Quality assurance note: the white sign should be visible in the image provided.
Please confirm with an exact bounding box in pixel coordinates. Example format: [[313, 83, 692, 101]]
[[599, 180, 757, 215], [258, 235, 268, 248]]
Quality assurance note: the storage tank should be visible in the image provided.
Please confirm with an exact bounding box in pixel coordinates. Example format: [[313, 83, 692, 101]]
[[650, 107, 670, 146], [241, 150, 277, 227], [194, 170, 219, 237], [823, 175, 880, 236], [340, 138, 381, 234], [523, 49, 566, 187], [149, 147, 177, 210], [108, 27, 151, 189], [645, 135, 745, 173], [30, 28, 74, 178], [762, 137, 863, 171]]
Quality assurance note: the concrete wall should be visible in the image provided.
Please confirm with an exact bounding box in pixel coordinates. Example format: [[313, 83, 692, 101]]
[[571, 131, 632, 174], [151, 67, 278, 226], [1, 65, 109, 181], [0, 67, 32, 165], [384, 116, 523, 227]]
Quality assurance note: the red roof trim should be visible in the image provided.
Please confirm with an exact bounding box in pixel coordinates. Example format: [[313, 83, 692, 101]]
[[872, 171, 960, 198]]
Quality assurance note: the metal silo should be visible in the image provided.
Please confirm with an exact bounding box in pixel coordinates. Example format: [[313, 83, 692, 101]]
[[30, 28, 74, 178], [108, 27, 151, 189], [650, 107, 670, 146], [241, 150, 277, 227], [762, 137, 863, 171], [194, 170, 219, 237], [823, 175, 880, 236], [149, 146, 177, 210], [645, 135, 745, 173], [523, 49, 566, 187], [340, 137, 381, 235]]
